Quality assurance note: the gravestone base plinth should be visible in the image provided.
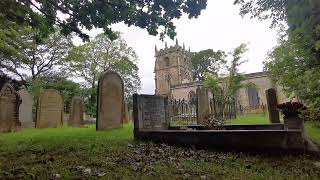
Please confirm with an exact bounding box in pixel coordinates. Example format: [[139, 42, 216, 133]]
[[284, 116, 304, 131]]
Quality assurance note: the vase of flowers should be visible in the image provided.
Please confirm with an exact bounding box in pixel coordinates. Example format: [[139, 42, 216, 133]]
[[277, 102, 306, 131]]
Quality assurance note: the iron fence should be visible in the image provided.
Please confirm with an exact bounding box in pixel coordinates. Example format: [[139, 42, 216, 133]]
[[209, 96, 237, 120], [167, 96, 237, 126], [166, 98, 197, 126]]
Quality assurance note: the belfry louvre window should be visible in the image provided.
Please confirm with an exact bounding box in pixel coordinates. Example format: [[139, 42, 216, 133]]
[[164, 57, 170, 67]]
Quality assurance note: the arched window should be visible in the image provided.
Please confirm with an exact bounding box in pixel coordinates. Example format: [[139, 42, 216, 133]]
[[164, 57, 170, 67], [188, 91, 196, 101], [247, 87, 260, 107]]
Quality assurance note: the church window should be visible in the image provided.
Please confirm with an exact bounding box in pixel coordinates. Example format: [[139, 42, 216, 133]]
[[247, 87, 260, 107], [164, 57, 170, 67], [188, 91, 196, 101]]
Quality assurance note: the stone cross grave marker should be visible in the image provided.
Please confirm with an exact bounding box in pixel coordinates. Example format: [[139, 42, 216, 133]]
[[265, 88, 280, 123], [18, 88, 34, 128], [68, 96, 84, 127], [97, 71, 124, 130], [36, 89, 64, 128], [133, 94, 167, 134], [0, 83, 21, 132]]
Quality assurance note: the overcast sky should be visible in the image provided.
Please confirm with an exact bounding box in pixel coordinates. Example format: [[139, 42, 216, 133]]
[[74, 1, 279, 94]]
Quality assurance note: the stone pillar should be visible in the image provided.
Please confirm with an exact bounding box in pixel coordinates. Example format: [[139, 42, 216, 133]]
[[284, 116, 304, 131], [196, 87, 210, 125], [265, 88, 280, 123]]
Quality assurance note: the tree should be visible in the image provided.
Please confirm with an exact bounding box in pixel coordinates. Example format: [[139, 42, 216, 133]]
[[0, 27, 74, 81], [204, 44, 252, 98], [67, 33, 141, 116], [191, 49, 226, 81], [0, 0, 208, 41], [234, 0, 320, 121]]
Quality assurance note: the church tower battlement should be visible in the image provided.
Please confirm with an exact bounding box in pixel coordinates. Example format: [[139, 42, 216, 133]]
[[154, 39, 193, 96]]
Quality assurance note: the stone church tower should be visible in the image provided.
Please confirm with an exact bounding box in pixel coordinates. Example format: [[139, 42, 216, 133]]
[[154, 40, 193, 96]]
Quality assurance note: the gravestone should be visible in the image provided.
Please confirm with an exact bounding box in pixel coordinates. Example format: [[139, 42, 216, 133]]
[[196, 87, 210, 125], [18, 89, 34, 128], [265, 88, 280, 123], [122, 102, 129, 124], [68, 96, 84, 127], [133, 94, 167, 136], [97, 71, 124, 130], [0, 83, 21, 132], [36, 89, 64, 128]]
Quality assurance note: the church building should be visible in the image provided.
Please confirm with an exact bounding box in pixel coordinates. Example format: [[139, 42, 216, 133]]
[[154, 41, 290, 114]]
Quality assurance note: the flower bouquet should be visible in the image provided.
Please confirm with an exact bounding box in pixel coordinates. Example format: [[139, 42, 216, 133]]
[[276, 102, 306, 117]]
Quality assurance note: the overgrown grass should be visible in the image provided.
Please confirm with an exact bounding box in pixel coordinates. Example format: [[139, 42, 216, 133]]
[[0, 121, 320, 179]]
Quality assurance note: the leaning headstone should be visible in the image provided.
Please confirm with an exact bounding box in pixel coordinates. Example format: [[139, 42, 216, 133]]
[[97, 71, 124, 130], [68, 96, 84, 127], [18, 89, 34, 128], [265, 88, 280, 123], [0, 83, 21, 132], [196, 87, 210, 125], [122, 102, 129, 124], [133, 94, 168, 136], [36, 89, 64, 128]]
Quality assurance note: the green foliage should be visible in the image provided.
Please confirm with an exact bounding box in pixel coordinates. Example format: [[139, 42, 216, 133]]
[[0, 27, 74, 80], [67, 33, 141, 117], [204, 44, 252, 98], [235, 0, 320, 121], [0, 0, 208, 41], [191, 49, 226, 81]]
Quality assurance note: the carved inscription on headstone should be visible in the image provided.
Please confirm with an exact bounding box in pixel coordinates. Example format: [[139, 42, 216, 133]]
[[18, 89, 34, 128], [134, 94, 167, 131], [97, 71, 124, 130], [36, 90, 63, 128], [0, 83, 21, 132], [69, 96, 84, 127]]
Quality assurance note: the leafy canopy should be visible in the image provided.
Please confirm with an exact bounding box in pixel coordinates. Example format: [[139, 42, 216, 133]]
[[67, 33, 141, 116], [0, 27, 74, 81], [191, 49, 226, 81], [0, 0, 207, 41], [204, 43, 253, 98], [234, 0, 320, 121]]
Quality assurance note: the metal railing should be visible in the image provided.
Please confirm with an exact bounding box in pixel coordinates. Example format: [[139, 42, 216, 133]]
[[209, 96, 237, 120], [166, 98, 197, 126]]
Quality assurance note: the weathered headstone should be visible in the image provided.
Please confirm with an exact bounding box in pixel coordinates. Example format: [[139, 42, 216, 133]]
[[18, 88, 34, 128], [97, 71, 124, 130], [133, 94, 167, 136], [122, 102, 129, 124], [36, 89, 64, 128], [265, 88, 280, 123], [68, 96, 84, 127], [196, 87, 210, 124], [0, 83, 21, 132]]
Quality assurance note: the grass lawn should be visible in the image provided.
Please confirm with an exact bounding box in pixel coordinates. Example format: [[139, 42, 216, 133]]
[[226, 115, 272, 125], [227, 115, 320, 145], [0, 121, 320, 179]]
